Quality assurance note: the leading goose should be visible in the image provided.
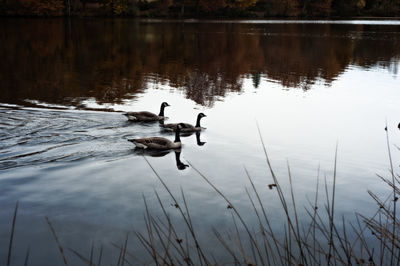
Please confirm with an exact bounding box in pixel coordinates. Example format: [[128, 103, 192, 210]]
[[128, 123, 185, 150], [123, 102, 170, 122], [162, 113, 206, 133]]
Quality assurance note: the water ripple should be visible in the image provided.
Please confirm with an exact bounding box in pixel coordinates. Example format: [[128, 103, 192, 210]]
[[0, 107, 139, 170]]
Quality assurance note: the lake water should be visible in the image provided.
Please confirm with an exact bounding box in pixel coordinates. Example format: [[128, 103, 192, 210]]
[[1, 18, 400, 265]]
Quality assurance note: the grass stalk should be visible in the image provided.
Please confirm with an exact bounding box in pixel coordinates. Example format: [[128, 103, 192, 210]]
[[188, 161, 266, 265], [23, 246, 30, 266], [143, 156, 210, 265], [45, 216, 68, 266], [7, 201, 18, 266]]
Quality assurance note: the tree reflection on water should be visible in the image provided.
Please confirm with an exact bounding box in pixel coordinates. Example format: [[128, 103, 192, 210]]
[[1, 19, 399, 107]]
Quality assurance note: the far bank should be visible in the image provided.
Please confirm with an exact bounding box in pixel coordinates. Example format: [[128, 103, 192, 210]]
[[1, 0, 400, 19]]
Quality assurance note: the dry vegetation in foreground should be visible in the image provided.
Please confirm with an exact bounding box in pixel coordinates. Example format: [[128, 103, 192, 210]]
[[5, 126, 400, 265]]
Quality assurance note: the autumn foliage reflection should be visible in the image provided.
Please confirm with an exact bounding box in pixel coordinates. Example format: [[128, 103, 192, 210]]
[[1, 19, 399, 107]]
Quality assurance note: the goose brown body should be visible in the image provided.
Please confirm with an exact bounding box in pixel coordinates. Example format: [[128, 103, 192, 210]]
[[163, 113, 206, 133], [128, 123, 184, 150], [124, 102, 170, 122]]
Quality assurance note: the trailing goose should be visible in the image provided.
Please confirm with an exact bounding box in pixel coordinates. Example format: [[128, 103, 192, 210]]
[[123, 102, 170, 122], [128, 123, 185, 150], [162, 113, 206, 133]]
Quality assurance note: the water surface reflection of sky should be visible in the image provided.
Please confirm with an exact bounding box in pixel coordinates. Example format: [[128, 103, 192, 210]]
[[0, 19, 400, 265]]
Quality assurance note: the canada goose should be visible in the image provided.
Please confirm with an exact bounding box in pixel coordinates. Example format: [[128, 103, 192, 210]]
[[128, 123, 185, 150], [162, 113, 206, 133], [123, 102, 170, 122]]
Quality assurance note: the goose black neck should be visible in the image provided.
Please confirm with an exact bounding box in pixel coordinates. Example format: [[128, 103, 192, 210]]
[[195, 116, 202, 127], [158, 104, 165, 116], [174, 127, 181, 143]]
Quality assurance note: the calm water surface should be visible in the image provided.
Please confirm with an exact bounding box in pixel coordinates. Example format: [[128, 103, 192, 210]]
[[1, 19, 400, 264]]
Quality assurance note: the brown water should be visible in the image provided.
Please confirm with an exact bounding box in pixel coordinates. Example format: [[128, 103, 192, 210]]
[[1, 18, 400, 265]]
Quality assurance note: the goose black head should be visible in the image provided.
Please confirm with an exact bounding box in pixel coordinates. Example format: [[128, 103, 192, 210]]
[[159, 102, 170, 117], [196, 113, 206, 127]]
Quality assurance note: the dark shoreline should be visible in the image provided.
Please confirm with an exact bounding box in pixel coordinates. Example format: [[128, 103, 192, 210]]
[[2, 0, 400, 19], [1, 16, 400, 20]]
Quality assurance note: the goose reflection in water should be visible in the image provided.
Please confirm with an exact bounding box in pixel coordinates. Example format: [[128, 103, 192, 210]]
[[196, 132, 206, 146], [130, 130, 204, 170], [158, 121, 206, 146], [175, 150, 189, 170], [132, 149, 189, 171]]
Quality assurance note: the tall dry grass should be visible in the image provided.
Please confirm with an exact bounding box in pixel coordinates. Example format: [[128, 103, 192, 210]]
[[5, 126, 400, 265]]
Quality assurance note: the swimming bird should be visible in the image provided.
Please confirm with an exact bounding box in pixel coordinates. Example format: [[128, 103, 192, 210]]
[[128, 123, 185, 150], [162, 113, 206, 133], [123, 102, 170, 122]]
